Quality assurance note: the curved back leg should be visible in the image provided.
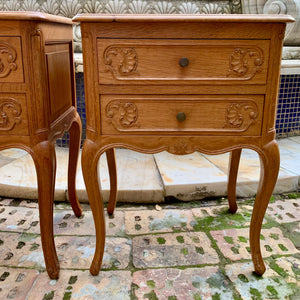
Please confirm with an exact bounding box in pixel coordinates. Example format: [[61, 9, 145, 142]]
[[106, 148, 117, 215], [227, 148, 242, 213], [68, 112, 82, 217]]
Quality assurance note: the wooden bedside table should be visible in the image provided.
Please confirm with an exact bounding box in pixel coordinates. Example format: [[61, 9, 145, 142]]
[[73, 14, 294, 276], [0, 12, 82, 279]]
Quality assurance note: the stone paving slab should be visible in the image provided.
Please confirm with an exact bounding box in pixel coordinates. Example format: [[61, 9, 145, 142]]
[[132, 266, 235, 300], [75, 149, 165, 203], [0, 206, 125, 236], [0, 232, 131, 271], [27, 270, 132, 300], [154, 151, 227, 201], [125, 209, 195, 235], [53, 209, 125, 237], [133, 232, 219, 268], [0, 148, 70, 201], [0, 267, 39, 300], [204, 149, 299, 198], [267, 199, 300, 223], [211, 227, 299, 261], [225, 256, 300, 299]]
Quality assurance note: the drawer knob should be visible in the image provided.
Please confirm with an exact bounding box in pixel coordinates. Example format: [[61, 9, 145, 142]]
[[179, 57, 189, 68], [176, 112, 186, 122]]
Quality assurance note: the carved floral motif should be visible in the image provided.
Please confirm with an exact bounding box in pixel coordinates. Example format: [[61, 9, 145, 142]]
[[228, 47, 264, 79], [103, 46, 138, 77], [168, 140, 195, 155], [225, 103, 258, 129], [0, 97, 22, 131], [106, 100, 138, 129], [0, 42, 18, 78]]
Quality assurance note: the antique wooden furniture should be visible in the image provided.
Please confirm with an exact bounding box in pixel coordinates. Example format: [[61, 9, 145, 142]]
[[0, 12, 82, 279], [73, 14, 294, 276]]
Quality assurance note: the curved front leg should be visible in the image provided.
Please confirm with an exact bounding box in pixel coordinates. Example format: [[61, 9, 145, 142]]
[[106, 148, 117, 215], [82, 139, 105, 276], [227, 149, 242, 213], [250, 140, 280, 275], [31, 141, 59, 279], [68, 112, 82, 217]]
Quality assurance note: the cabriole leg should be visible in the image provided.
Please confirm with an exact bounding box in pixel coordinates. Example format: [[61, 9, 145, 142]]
[[250, 141, 280, 275], [106, 148, 117, 215], [68, 112, 82, 217], [227, 148, 242, 213], [32, 141, 59, 279], [82, 139, 106, 276]]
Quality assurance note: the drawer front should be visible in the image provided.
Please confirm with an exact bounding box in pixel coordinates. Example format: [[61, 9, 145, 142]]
[[0, 37, 24, 83], [101, 95, 264, 136], [0, 94, 29, 136], [97, 39, 269, 85]]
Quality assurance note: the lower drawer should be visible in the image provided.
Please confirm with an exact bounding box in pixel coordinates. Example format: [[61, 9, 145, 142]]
[[101, 95, 264, 136], [0, 93, 29, 136]]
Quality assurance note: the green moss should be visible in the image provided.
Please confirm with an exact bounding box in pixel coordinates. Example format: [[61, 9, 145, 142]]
[[238, 236, 247, 243], [224, 236, 234, 244], [212, 293, 221, 300], [231, 246, 239, 254], [157, 237, 166, 244], [264, 245, 273, 252], [135, 224, 142, 231], [287, 193, 299, 199], [168, 296, 177, 300], [147, 280, 156, 289], [68, 276, 77, 285], [192, 237, 200, 243], [278, 244, 288, 251], [193, 293, 202, 300], [249, 287, 262, 300], [144, 290, 158, 300], [246, 247, 251, 253], [181, 248, 188, 255], [266, 285, 278, 297], [176, 236, 184, 244], [269, 261, 288, 278], [16, 241, 25, 249], [29, 243, 39, 251], [269, 233, 279, 240], [260, 235, 265, 240], [43, 291, 54, 300], [238, 274, 249, 283], [269, 196, 276, 203], [195, 247, 204, 255]]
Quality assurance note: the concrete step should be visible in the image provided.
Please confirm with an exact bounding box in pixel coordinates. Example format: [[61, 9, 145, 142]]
[[0, 137, 299, 203]]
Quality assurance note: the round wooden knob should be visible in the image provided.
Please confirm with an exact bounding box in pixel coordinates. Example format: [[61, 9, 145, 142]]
[[176, 112, 186, 122], [179, 57, 189, 67]]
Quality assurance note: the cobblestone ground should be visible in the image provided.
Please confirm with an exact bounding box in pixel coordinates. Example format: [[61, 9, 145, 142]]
[[0, 195, 299, 299]]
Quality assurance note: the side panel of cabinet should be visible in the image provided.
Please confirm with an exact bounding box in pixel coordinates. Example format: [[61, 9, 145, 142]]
[[45, 43, 73, 123]]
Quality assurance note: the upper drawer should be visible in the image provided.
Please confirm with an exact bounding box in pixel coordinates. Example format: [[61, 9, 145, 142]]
[[97, 39, 270, 85], [0, 37, 24, 83]]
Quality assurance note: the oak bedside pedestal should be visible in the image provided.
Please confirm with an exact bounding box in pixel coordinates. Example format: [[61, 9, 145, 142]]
[[0, 12, 82, 279], [73, 14, 294, 276]]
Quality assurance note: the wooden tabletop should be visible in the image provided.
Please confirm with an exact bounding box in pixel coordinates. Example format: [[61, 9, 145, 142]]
[[0, 11, 72, 24], [72, 13, 295, 23]]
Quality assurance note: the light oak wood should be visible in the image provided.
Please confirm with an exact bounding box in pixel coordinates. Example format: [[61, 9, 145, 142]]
[[75, 14, 294, 277], [0, 12, 82, 279]]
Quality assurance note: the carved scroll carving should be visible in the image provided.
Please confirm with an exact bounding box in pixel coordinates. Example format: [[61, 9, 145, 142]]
[[106, 100, 138, 129], [225, 102, 258, 130], [0, 42, 18, 78], [168, 140, 195, 155], [103, 46, 138, 77], [227, 47, 264, 79], [0, 97, 22, 131]]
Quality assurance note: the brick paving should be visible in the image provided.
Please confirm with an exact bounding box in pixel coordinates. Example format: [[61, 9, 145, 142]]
[[0, 196, 299, 299]]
